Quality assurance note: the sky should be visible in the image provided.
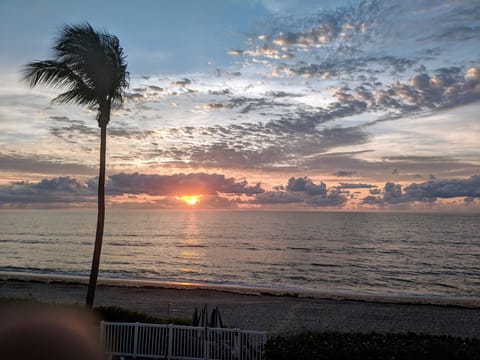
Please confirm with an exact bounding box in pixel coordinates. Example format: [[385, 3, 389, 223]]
[[0, 0, 479, 211]]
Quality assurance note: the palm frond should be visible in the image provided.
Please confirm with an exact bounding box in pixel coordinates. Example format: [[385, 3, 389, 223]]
[[103, 34, 129, 106], [54, 23, 100, 61], [22, 60, 74, 89], [52, 88, 97, 106], [22, 60, 97, 105], [23, 22, 129, 111]]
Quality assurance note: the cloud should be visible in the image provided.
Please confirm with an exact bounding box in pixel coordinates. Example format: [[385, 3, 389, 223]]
[[334, 170, 356, 177], [337, 183, 377, 189], [382, 67, 480, 110], [403, 176, 480, 201], [306, 190, 347, 207], [0, 177, 96, 207], [251, 176, 348, 207], [230, 0, 480, 119], [111, 60, 475, 179], [49, 116, 156, 143], [2, 173, 478, 210], [107, 173, 264, 196], [286, 176, 327, 195], [187, 143, 286, 170], [251, 190, 304, 204], [169, 119, 370, 171], [0, 154, 96, 176], [0, 172, 265, 208], [362, 176, 480, 205]]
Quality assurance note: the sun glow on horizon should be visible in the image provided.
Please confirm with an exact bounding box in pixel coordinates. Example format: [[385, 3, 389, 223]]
[[177, 195, 202, 205]]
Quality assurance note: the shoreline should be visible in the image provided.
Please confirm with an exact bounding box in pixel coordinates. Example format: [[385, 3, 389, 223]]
[[1, 271, 479, 309]]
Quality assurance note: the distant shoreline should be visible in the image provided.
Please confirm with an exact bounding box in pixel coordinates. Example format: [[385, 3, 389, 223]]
[[1, 271, 479, 309]]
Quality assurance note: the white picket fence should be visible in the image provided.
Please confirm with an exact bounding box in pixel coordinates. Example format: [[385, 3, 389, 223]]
[[100, 321, 267, 360]]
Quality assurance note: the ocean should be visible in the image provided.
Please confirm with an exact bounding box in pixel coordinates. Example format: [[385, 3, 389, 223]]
[[1, 209, 479, 299]]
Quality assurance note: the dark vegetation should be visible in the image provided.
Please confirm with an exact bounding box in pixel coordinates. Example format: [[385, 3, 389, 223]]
[[0, 297, 189, 326], [95, 305, 190, 325], [265, 331, 480, 360]]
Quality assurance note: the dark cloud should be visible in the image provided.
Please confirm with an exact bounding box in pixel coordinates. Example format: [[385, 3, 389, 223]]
[[302, 64, 480, 121], [362, 176, 480, 205], [282, 55, 416, 79], [172, 78, 192, 86], [251, 191, 304, 204], [0, 173, 265, 208], [2, 174, 478, 210], [374, 66, 480, 111], [225, 96, 293, 115], [0, 177, 95, 207], [287, 176, 327, 195], [208, 89, 232, 96], [187, 143, 286, 170], [404, 176, 480, 201], [148, 85, 164, 92], [266, 91, 303, 98], [383, 182, 405, 204], [337, 183, 377, 189], [170, 119, 370, 171], [362, 195, 383, 205], [228, 49, 245, 56], [306, 190, 347, 207], [334, 170, 356, 177], [0, 154, 96, 176], [50, 118, 156, 144], [251, 176, 347, 207], [155, 112, 477, 174], [107, 173, 264, 196], [195, 195, 240, 209]]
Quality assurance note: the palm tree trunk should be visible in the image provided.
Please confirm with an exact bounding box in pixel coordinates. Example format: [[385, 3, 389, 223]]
[[86, 124, 107, 307]]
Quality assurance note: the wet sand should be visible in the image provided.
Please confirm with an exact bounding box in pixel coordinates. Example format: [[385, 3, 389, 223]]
[[1, 275, 480, 338]]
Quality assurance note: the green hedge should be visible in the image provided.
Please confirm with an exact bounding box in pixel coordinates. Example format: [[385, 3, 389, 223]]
[[265, 332, 480, 360]]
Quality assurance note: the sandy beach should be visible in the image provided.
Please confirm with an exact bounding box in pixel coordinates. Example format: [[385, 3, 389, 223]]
[[1, 274, 480, 338]]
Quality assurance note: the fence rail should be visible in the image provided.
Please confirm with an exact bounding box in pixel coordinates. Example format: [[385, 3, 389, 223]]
[[100, 321, 267, 360]]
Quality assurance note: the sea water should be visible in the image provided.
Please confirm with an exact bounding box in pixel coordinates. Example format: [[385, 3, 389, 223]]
[[1, 209, 479, 299]]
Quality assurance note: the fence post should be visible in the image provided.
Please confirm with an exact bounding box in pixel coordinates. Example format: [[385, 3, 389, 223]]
[[233, 330, 240, 360], [133, 322, 139, 358], [99, 321, 105, 352], [204, 326, 209, 360], [167, 324, 173, 360]]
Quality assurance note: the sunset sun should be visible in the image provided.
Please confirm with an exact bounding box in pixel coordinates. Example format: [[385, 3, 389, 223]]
[[177, 195, 202, 206]]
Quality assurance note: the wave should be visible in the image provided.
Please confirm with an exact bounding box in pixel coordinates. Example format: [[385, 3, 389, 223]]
[[310, 262, 341, 268], [108, 241, 154, 247], [174, 244, 208, 248], [286, 246, 313, 252], [0, 239, 47, 244]]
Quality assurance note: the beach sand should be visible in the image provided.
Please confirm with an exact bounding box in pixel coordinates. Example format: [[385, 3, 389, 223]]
[[1, 275, 480, 338]]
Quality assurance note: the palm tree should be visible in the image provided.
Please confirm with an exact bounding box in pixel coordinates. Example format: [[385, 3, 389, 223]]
[[22, 23, 129, 307]]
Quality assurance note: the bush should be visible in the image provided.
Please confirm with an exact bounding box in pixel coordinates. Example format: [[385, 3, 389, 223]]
[[265, 332, 480, 360], [94, 305, 190, 325]]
